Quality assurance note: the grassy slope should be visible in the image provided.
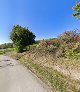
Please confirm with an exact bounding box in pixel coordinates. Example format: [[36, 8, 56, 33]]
[[5, 50, 80, 92], [4, 43, 80, 92], [19, 54, 80, 92]]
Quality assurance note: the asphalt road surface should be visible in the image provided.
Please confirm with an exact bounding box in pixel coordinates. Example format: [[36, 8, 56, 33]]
[[0, 55, 52, 92]]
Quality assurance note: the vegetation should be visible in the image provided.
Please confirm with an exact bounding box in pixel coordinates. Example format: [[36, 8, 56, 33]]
[[6, 51, 80, 92], [3, 2, 80, 92], [4, 29, 80, 92], [0, 43, 13, 49], [72, 2, 80, 19], [10, 25, 36, 53], [20, 56, 80, 92], [35, 30, 80, 59], [0, 50, 5, 54]]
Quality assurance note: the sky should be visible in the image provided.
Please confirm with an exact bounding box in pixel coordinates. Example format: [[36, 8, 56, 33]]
[[0, 0, 80, 44]]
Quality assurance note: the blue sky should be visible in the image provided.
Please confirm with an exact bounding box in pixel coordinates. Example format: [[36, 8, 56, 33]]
[[0, 0, 80, 44]]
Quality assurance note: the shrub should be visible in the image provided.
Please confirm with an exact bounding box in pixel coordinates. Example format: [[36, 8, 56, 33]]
[[10, 25, 36, 53]]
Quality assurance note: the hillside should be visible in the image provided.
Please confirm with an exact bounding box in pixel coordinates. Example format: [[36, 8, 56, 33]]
[[4, 30, 80, 92]]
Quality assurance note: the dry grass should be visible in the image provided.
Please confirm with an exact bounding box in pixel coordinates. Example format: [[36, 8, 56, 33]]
[[5, 50, 80, 92], [19, 55, 80, 92]]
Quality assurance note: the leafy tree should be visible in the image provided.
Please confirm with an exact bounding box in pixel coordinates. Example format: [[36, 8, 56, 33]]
[[72, 2, 80, 19], [10, 25, 36, 52]]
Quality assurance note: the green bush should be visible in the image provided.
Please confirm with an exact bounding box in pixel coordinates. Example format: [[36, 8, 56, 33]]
[[10, 25, 36, 53]]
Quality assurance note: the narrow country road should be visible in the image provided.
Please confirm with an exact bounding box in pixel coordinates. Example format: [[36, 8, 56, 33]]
[[0, 55, 52, 92]]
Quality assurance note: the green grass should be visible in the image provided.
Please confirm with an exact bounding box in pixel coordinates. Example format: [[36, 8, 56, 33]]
[[0, 50, 4, 54], [5, 48, 16, 52], [26, 44, 37, 51], [20, 56, 80, 92]]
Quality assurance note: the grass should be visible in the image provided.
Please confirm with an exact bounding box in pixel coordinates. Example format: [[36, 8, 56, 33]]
[[0, 48, 16, 55], [20, 56, 80, 92], [26, 44, 37, 51], [4, 47, 80, 92], [0, 50, 4, 54], [52, 58, 80, 71], [5, 48, 16, 52]]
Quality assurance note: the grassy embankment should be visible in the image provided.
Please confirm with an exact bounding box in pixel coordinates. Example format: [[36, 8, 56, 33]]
[[20, 55, 80, 92], [5, 46, 80, 92], [4, 31, 80, 92]]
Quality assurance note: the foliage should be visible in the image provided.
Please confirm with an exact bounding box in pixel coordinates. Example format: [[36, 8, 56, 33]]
[[26, 44, 37, 51], [10, 25, 36, 52], [0, 43, 13, 49], [0, 50, 4, 54], [5, 48, 16, 52], [72, 2, 80, 19], [59, 30, 80, 58], [36, 30, 80, 58], [19, 55, 80, 92], [59, 30, 80, 43]]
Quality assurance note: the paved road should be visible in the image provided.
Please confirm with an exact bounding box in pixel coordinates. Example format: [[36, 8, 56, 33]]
[[0, 55, 52, 92]]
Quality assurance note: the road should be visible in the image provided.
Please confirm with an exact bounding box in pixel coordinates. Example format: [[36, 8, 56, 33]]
[[0, 55, 52, 92]]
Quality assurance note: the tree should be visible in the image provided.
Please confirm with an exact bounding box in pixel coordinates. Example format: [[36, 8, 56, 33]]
[[72, 2, 80, 19], [10, 25, 36, 52]]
